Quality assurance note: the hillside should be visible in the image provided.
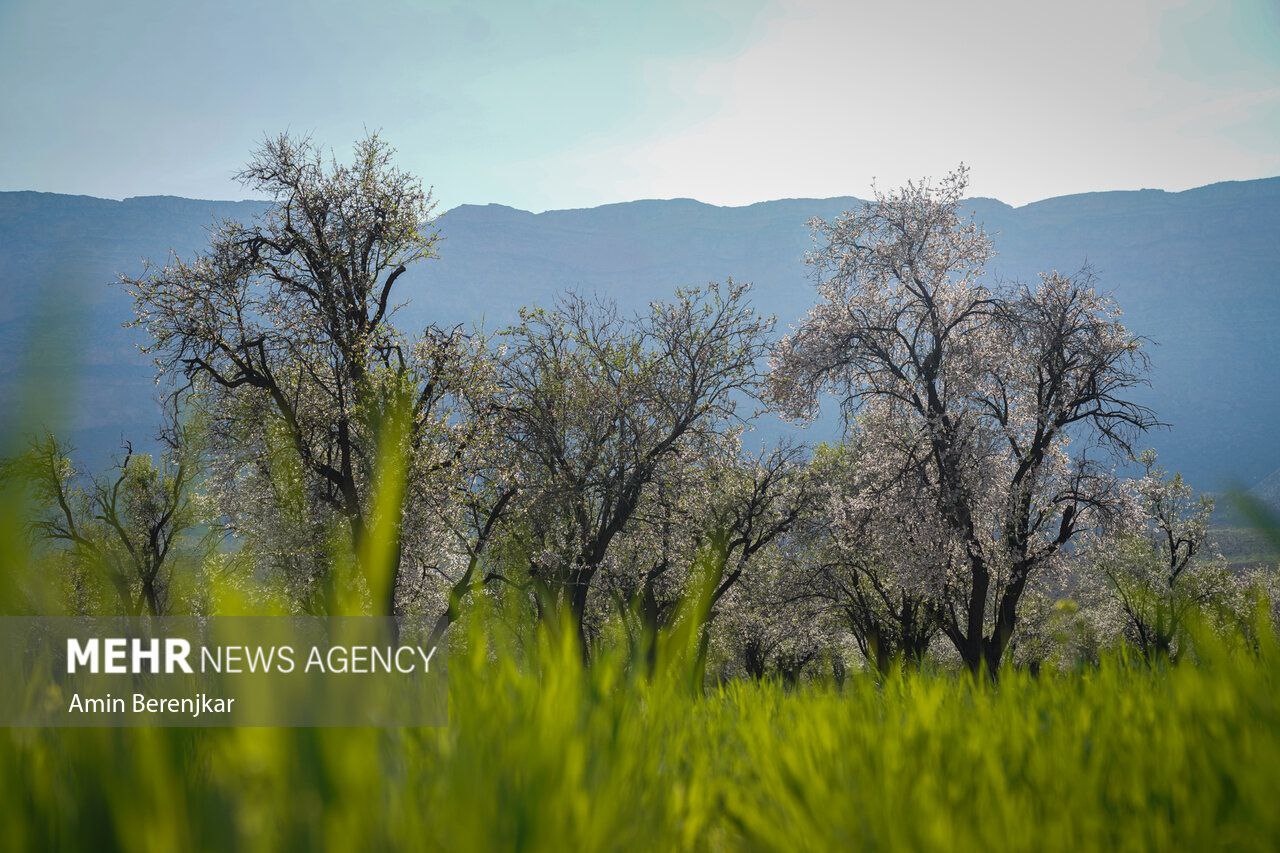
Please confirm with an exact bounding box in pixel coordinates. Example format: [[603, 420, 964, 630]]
[[2, 179, 1279, 492]]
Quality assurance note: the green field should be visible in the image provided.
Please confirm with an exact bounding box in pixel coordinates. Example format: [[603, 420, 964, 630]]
[[2, 616, 1278, 852]]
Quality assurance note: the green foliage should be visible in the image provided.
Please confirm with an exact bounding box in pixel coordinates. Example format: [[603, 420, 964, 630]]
[[1, 616, 1278, 850]]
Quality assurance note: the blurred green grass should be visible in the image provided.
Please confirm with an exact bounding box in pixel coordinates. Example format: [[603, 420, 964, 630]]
[[2, 612, 1279, 852]]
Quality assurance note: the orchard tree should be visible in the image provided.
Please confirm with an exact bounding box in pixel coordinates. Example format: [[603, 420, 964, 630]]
[[799, 441, 947, 675], [705, 442, 816, 612], [607, 439, 817, 674], [126, 133, 491, 632], [4, 420, 206, 617], [420, 448, 519, 648], [495, 282, 772, 655], [1089, 451, 1232, 662], [770, 168, 1157, 675], [714, 542, 838, 684]]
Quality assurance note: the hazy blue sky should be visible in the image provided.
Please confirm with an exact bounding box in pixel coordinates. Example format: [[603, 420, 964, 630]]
[[1, 0, 1277, 209]]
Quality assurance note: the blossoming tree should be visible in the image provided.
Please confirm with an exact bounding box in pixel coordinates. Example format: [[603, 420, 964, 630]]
[[769, 168, 1158, 675]]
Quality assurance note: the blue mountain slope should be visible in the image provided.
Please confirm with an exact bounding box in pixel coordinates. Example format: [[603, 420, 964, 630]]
[[2, 179, 1277, 491]]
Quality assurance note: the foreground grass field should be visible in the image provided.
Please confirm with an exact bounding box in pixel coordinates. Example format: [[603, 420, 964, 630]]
[[2, 618, 1278, 853]]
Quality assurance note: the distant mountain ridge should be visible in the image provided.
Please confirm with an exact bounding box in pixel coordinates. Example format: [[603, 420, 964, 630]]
[[2, 178, 1279, 493]]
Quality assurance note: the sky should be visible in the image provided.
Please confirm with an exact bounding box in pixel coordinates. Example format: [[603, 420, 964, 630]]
[[1, 0, 1277, 210]]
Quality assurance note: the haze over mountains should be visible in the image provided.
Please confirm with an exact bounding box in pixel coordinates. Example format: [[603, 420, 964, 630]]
[[2, 178, 1278, 495]]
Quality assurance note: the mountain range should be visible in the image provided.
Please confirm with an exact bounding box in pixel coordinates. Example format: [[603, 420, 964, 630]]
[[2, 178, 1279, 496]]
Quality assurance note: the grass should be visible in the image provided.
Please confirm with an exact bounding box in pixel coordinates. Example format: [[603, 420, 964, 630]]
[[1, 613, 1278, 852]]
